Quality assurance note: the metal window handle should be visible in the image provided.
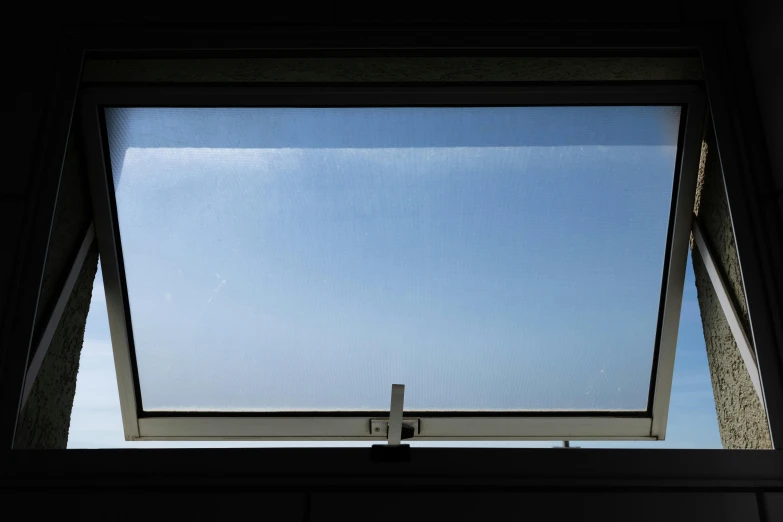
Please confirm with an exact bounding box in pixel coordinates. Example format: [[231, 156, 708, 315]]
[[387, 384, 405, 445], [370, 388, 414, 461]]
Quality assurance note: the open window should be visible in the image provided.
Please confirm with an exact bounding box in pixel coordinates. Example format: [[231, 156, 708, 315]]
[[80, 84, 706, 441]]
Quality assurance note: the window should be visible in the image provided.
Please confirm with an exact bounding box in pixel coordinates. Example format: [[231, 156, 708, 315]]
[[81, 85, 706, 441]]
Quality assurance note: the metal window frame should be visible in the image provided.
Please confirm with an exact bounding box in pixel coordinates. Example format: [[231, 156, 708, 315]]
[[80, 83, 706, 442], [691, 216, 763, 402]]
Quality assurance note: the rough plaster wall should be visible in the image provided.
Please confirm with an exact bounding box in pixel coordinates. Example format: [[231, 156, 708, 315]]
[[692, 133, 772, 449], [82, 57, 702, 83], [14, 245, 98, 449], [14, 127, 97, 449]]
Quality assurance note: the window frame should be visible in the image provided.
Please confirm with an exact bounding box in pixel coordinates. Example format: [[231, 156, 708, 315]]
[[80, 83, 706, 441]]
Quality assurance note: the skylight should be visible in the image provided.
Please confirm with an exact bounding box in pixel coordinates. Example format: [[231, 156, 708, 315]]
[[81, 85, 705, 440]]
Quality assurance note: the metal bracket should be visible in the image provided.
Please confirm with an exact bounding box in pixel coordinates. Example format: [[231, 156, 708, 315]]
[[692, 216, 764, 403], [370, 418, 420, 439]]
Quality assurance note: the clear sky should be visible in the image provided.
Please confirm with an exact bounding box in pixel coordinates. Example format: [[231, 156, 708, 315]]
[[66, 106, 722, 448]]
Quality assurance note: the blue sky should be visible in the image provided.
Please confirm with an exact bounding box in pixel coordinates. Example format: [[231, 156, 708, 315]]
[[66, 106, 721, 448]]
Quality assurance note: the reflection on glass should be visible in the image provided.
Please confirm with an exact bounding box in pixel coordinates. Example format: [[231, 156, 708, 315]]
[[106, 106, 680, 412]]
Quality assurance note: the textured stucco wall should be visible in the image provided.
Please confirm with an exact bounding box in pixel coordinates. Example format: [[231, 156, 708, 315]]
[[14, 246, 98, 448], [692, 133, 772, 449], [14, 126, 97, 449]]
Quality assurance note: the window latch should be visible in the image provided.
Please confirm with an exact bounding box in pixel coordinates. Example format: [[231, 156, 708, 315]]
[[369, 384, 420, 444], [370, 384, 418, 462], [370, 418, 419, 440]]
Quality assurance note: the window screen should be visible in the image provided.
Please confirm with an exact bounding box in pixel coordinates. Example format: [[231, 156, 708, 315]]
[[104, 105, 680, 414]]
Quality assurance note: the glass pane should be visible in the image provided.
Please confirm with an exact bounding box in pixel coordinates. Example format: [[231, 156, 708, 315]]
[[105, 106, 681, 413], [68, 253, 723, 448]]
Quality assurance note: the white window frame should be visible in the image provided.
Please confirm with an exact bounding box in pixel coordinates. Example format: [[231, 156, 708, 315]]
[[80, 84, 706, 441]]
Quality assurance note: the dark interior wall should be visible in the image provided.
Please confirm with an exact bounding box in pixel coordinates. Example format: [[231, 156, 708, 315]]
[[9, 2, 719, 27], [3, 449, 782, 520], [739, 0, 783, 212], [0, 30, 70, 449], [1, 7, 782, 519], [0, 491, 765, 522], [0, 39, 55, 338]]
